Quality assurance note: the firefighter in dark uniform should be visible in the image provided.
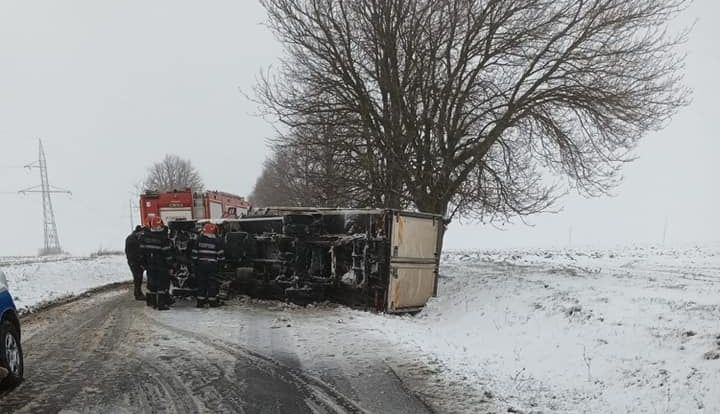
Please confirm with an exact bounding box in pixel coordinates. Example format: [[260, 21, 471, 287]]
[[124, 225, 146, 300], [139, 216, 173, 311], [192, 223, 225, 308]]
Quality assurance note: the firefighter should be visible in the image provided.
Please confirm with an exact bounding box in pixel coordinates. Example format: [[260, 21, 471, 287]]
[[124, 225, 146, 300], [139, 216, 173, 311], [192, 222, 225, 308]]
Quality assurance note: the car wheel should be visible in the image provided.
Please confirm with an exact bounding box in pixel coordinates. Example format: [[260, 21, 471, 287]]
[[0, 319, 23, 389]]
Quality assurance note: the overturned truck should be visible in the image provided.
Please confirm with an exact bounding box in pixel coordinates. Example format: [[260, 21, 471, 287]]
[[178, 208, 444, 313]]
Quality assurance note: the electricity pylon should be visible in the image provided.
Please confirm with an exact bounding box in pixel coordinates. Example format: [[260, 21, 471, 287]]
[[19, 139, 71, 256]]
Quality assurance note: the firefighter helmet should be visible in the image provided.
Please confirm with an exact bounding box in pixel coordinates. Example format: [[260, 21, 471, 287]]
[[203, 223, 218, 235], [149, 216, 163, 229]]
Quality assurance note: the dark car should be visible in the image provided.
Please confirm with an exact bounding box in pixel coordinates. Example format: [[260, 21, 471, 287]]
[[0, 270, 23, 389]]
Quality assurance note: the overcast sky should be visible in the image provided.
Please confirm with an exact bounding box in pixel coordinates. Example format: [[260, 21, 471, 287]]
[[0, 1, 717, 256]]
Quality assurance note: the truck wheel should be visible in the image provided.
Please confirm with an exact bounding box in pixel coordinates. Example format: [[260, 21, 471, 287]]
[[0, 319, 23, 389]]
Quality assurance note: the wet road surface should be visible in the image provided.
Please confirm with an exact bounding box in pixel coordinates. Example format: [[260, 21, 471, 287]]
[[0, 289, 435, 414]]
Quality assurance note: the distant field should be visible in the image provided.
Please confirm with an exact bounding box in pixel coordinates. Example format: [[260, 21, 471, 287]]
[[1, 255, 130, 312]]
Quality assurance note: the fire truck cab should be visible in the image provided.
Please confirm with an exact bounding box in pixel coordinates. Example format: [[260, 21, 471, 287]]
[[139, 189, 250, 225]]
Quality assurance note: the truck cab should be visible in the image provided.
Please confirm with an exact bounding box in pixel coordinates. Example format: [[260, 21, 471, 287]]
[[140, 189, 250, 225]]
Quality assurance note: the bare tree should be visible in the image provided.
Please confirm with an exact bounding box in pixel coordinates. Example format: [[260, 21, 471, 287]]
[[256, 0, 690, 226], [143, 154, 204, 193], [249, 147, 314, 207], [251, 126, 371, 208], [248, 154, 295, 207]]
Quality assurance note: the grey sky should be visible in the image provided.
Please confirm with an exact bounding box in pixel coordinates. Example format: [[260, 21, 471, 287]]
[[0, 1, 717, 256]]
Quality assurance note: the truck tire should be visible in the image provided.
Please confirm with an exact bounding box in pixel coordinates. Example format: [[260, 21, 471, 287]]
[[0, 319, 23, 389]]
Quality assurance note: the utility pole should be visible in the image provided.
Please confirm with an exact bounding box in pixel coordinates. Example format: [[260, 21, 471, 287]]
[[129, 199, 139, 230], [129, 199, 135, 230], [19, 140, 71, 256]]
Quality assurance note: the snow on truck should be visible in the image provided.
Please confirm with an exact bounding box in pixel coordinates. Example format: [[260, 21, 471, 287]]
[[209, 208, 446, 313], [139, 192, 444, 313]]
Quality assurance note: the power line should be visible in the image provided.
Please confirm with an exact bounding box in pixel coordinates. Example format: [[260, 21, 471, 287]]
[[18, 139, 71, 256]]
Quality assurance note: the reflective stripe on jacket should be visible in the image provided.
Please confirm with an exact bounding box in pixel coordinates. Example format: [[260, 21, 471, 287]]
[[139, 228, 173, 268], [191, 234, 225, 266]]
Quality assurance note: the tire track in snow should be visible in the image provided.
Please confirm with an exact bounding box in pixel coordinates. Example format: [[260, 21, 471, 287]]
[[2, 288, 429, 413], [148, 317, 369, 414]]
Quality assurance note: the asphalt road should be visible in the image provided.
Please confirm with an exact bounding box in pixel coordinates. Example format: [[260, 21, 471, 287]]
[[0, 288, 436, 414]]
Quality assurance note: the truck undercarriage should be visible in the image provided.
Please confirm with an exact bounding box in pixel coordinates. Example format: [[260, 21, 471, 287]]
[[168, 208, 444, 313]]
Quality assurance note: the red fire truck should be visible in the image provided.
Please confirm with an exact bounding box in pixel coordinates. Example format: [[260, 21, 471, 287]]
[[139, 189, 251, 225]]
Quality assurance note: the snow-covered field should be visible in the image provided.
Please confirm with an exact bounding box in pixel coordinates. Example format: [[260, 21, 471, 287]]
[[346, 244, 720, 413], [1, 254, 130, 313], [4, 245, 720, 413]]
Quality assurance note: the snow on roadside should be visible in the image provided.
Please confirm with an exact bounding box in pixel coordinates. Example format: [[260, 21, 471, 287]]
[[344, 244, 720, 413], [0, 254, 75, 267], [1, 255, 131, 313], [4, 245, 720, 413]]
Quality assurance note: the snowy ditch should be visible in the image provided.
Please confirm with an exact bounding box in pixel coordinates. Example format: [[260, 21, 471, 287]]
[[1, 254, 131, 314], [3, 245, 720, 413], [347, 244, 720, 413]]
